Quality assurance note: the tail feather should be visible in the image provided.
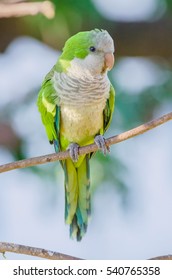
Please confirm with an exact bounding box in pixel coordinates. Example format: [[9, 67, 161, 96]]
[[77, 154, 91, 223], [63, 155, 91, 241], [63, 159, 78, 224]]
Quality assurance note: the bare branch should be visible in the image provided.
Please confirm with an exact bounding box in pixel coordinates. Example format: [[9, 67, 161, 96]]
[[0, 242, 171, 260], [0, 1, 55, 19], [0, 112, 171, 174], [0, 242, 81, 260], [149, 255, 172, 260]]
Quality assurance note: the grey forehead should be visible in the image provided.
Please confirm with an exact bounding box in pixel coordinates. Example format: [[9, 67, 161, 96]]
[[92, 30, 115, 53]]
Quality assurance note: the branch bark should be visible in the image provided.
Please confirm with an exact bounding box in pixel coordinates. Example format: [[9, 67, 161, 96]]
[[0, 242, 81, 260], [0, 242, 171, 260], [0, 1, 55, 19], [149, 255, 172, 260], [0, 112, 171, 174]]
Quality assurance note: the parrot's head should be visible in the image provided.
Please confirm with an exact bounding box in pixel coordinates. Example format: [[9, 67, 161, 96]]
[[59, 29, 115, 76]]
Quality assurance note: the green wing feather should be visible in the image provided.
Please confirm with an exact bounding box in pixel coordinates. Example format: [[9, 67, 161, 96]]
[[103, 84, 115, 133], [37, 66, 60, 150]]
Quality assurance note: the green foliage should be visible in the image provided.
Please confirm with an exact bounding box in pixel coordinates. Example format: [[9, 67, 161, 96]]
[[165, 0, 172, 12], [23, 0, 102, 49], [52, 0, 101, 25], [116, 77, 172, 130], [91, 152, 128, 193]]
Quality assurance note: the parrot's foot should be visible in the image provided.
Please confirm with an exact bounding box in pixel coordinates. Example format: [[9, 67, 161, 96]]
[[67, 143, 80, 162], [94, 135, 110, 155]]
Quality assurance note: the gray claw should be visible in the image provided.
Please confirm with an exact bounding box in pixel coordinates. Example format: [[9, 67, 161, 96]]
[[67, 143, 80, 162], [94, 135, 109, 155]]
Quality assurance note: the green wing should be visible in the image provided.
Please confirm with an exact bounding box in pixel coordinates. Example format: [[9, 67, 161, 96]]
[[103, 84, 115, 133], [37, 66, 60, 150]]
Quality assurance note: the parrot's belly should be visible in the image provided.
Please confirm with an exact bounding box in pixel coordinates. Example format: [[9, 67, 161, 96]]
[[61, 103, 105, 144]]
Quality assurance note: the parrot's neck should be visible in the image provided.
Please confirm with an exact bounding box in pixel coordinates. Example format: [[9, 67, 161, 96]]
[[52, 70, 110, 107]]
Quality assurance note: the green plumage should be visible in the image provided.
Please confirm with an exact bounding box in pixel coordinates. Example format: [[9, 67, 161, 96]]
[[64, 155, 90, 241], [37, 29, 115, 241]]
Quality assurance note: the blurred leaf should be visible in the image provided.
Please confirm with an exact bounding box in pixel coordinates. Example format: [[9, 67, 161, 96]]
[[91, 152, 128, 195], [22, 0, 102, 49], [165, 0, 172, 12], [115, 75, 172, 130]]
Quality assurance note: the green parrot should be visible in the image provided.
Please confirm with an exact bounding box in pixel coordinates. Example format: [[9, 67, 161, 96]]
[[37, 29, 115, 241]]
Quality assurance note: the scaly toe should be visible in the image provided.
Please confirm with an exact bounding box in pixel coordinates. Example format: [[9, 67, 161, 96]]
[[94, 135, 109, 155], [67, 143, 80, 162]]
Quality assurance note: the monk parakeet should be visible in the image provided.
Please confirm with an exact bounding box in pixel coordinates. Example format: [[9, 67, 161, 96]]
[[37, 29, 115, 241]]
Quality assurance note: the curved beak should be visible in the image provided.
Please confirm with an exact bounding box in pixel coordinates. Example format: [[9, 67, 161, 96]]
[[104, 52, 115, 70]]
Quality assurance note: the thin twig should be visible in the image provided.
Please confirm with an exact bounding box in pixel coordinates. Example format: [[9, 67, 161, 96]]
[[0, 1, 55, 19], [0, 242, 81, 260], [0, 112, 171, 174]]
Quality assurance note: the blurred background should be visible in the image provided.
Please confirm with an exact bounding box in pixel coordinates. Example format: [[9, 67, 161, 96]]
[[0, 0, 172, 259]]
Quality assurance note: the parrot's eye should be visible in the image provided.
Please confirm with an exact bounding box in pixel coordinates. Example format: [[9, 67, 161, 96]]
[[89, 46, 96, 52]]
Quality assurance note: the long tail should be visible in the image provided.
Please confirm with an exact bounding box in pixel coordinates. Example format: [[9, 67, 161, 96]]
[[63, 154, 91, 241]]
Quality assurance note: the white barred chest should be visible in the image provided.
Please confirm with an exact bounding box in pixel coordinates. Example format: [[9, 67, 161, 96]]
[[53, 70, 110, 144], [60, 101, 106, 144]]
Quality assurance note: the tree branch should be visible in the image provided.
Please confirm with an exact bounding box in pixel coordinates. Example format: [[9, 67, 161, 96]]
[[149, 255, 172, 260], [0, 1, 55, 19], [0, 112, 171, 174], [0, 242, 171, 260], [0, 242, 81, 260]]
